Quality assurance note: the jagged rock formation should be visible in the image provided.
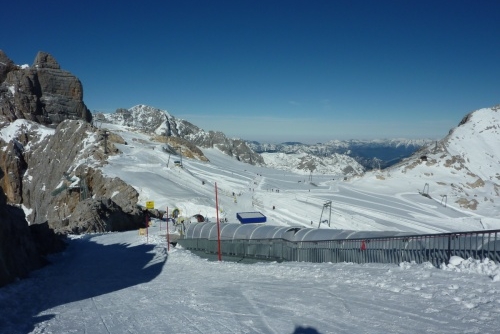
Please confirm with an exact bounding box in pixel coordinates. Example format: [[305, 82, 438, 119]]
[[188, 131, 264, 165], [0, 50, 92, 126], [0, 51, 151, 287], [11, 119, 143, 232], [95, 105, 264, 165]]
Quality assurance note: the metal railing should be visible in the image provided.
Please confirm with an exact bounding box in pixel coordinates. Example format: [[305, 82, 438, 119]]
[[178, 229, 500, 267]]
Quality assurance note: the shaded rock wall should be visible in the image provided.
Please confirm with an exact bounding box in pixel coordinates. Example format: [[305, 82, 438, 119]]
[[0, 189, 42, 287]]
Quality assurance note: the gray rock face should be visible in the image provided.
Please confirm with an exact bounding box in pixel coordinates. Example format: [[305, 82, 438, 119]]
[[0, 139, 26, 204], [0, 119, 144, 237], [63, 197, 141, 234], [14, 119, 143, 233], [0, 190, 42, 287], [0, 50, 92, 126], [189, 131, 265, 165], [0, 51, 17, 82]]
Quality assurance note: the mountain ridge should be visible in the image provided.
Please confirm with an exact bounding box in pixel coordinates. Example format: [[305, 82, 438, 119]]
[[94, 105, 265, 166]]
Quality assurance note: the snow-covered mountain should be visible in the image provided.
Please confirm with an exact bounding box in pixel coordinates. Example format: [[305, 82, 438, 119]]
[[94, 105, 264, 165], [94, 105, 199, 137], [353, 105, 500, 216]]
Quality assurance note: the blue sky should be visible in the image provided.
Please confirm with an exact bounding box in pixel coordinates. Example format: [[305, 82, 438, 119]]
[[2, 1, 499, 143]]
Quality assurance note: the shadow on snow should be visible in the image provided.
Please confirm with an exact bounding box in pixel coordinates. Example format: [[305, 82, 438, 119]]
[[0, 233, 167, 334]]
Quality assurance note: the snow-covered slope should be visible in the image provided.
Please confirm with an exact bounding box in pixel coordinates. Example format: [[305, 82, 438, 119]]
[[444, 107, 500, 182], [95, 104, 500, 233], [352, 105, 500, 217], [2, 227, 500, 334]]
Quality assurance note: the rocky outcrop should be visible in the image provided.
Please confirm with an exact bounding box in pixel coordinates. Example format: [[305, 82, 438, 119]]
[[0, 139, 27, 204], [0, 118, 143, 234], [13, 119, 143, 232], [21, 120, 98, 224], [0, 50, 92, 126], [189, 131, 265, 165], [0, 197, 41, 286], [0, 51, 17, 82], [59, 197, 142, 234], [0, 187, 64, 287], [65, 168, 145, 233], [156, 136, 209, 162]]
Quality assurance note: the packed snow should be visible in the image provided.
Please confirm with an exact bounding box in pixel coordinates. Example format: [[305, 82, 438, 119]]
[[1, 225, 500, 333], [1, 113, 500, 333]]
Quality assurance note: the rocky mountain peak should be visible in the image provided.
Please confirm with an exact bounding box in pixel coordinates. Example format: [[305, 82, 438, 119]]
[[0, 50, 92, 126], [0, 50, 17, 82], [382, 105, 500, 213], [33, 51, 61, 69]]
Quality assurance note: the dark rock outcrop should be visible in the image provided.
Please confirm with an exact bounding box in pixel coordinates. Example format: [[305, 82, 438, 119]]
[[62, 197, 142, 234], [0, 50, 92, 126], [0, 186, 66, 287], [0, 139, 27, 204]]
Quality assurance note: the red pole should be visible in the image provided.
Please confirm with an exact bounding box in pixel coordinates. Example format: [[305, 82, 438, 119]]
[[215, 182, 221, 261], [166, 207, 170, 251]]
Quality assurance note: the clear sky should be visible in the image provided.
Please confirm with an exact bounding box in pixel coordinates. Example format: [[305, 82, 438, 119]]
[[2, 1, 499, 143]]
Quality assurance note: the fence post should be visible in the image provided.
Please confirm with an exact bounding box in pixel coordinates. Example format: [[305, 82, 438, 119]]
[[446, 234, 452, 265]]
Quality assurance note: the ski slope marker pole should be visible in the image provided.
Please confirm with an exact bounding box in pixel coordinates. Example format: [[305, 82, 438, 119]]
[[215, 182, 221, 261], [166, 207, 170, 251]]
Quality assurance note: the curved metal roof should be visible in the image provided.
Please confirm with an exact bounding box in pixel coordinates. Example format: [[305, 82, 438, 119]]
[[184, 223, 413, 242]]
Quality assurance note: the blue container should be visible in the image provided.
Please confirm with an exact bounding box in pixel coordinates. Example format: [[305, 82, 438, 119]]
[[236, 212, 266, 224]]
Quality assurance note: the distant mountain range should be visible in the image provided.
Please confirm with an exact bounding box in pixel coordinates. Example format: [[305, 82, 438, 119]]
[[247, 138, 433, 170]]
